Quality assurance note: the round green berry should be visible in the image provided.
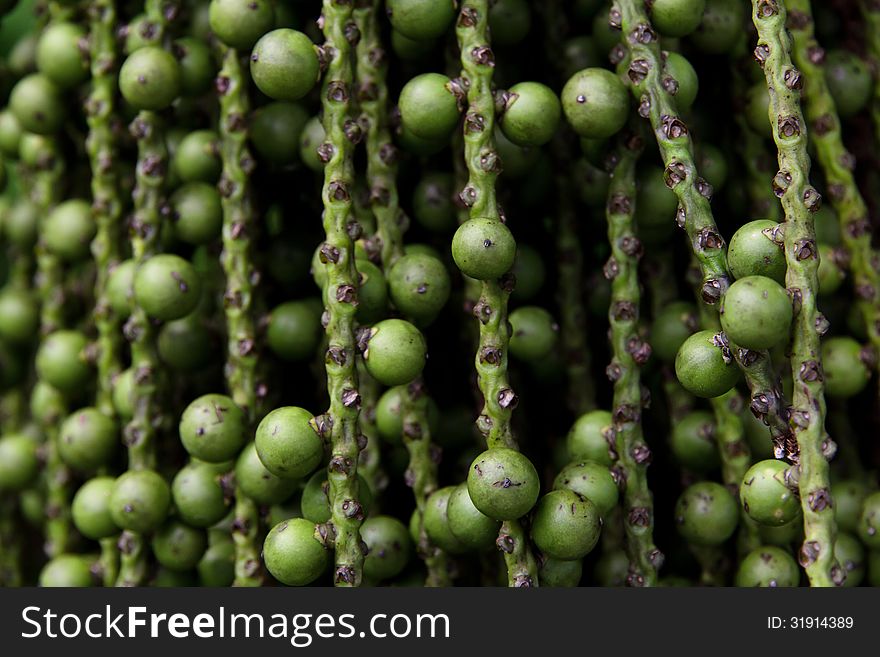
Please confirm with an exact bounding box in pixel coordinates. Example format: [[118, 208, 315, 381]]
[[650, 0, 706, 37], [670, 411, 721, 473], [452, 218, 516, 280], [386, 0, 456, 41], [500, 82, 561, 147], [398, 73, 460, 142], [172, 460, 231, 529], [509, 306, 558, 362], [170, 182, 223, 245], [39, 555, 94, 587], [822, 336, 870, 399], [740, 459, 801, 527], [727, 220, 786, 284], [250, 29, 319, 101], [561, 68, 629, 139], [735, 545, 800, 587], [35, 330, 92, 394], [675, 481, 739, 546], [263, 518, 328, 586], [59, 407, 118, 473], [9, 74, 64, 135], [210, 0, 275, 50], [266, 300, 322, 361], [119, 46, 181, 111], [446, 482, 501, 551], [364, 319, 427, 386], [72, 476, 119, 540], [388, 253, 451, 324], [566, 410, 614, 466], [651, 302, 697, 362], [362, 516, 412, 582], [0, 433, 40, 491], [531, 490, 601, 561], [255, 406, 322, 480], [467, 448, 540, 521], [179, 394, 249, 463], [675, 330, 740, 398], [133, 254, 202, 321], [235, 442, 300, 505], [110, 469, 171, 533]]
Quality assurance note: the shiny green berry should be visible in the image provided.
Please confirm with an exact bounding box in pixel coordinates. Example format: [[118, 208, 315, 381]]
[[734, 545, 800, 587], [423, 486, 467, 554], [825, 49, 872, 118], [727, 220, 786, 284], [133, 254, 202, 321], [0, 287, 39, 344], [817, 244, 845, 296], [173, 37, 216, 96], [531, 490, 601, 561], [398, 73, 460, 142], [467, 448, 540, 521], [374, 385, 440, 444], [553, 460, 618, 518], [9, 74, 64, 135], [388, 253, 451, 325], [250, 101, 309, 165], [235, 442, 300, 505], [210, 0, 275, 50], [670, 411, 720, 473], [362, 516, 412, 581], [39, 555, 94, 587], [663, 52, 698, 109], [110, 469, 171, 533], [59, 407, 118, 473], [412, 172, 455, 232], [835, 532, 865, 587], [72, 476, 119, 540], [452, 218, 516, 280], [119, 46, 181, 111], [173, 130, 221, 184], [255, 406, 322, 479], [740, 459, 801, 527], [35, 330, 92, 394], [540, 557, 583, 587], [675, 481, 739, 546], [36, 22, 89, 89], [0, 433, 40, 491], [157, 316, 213, 373], [172, 460, 231, 528], [566, 410, 614, 466], [386, 0, 456, 41], [263, 518, 328, 586], [300, 470, 373, 523], [833, 480, 868, 534], [720, 276, 792, 350], [250, 29, 319, 101], [509, 306, 558, 362], [152, 520, 208, 572], [675, 330, 740, 398], [364, 319, 426, 386], [446, 481, 501, 551], [170, 182, 223, 245], [651, 301, 697, 362], [500, 82, 560, 147], [650, 0, 706, 37], [489, 0, 532, 46], [690, 0, 745, 55], [43, 199, 96, 262], [266, 300, 322, 361], [822, 336, 870, 399], [179, 394, 249, 463], [561, 68, 629, 139]]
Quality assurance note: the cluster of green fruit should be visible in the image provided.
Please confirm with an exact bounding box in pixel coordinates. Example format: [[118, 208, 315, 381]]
[[0, 0, 878, 589]]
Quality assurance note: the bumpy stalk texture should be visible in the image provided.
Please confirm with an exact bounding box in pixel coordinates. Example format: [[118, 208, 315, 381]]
[[32, 136, 70, 559], [87, 0, 124, 419], [353, 0, 446, 584], [215, 44, 263, 587], [117, 0, 169, 587], [751, 0, 840, 587], [615, 2, 791, 462], [320, 0, 366, 587], [788, 1, 880, 387], [605, 130, 660, 586], [457, 0, 537, 587]]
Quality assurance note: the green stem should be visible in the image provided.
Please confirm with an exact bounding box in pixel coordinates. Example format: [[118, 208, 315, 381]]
[[457, 0, 538, 588], [605, 128, 661, 586], [320, 0, 365, 587], [215, 44, 263, 587], [31, 135, 71, 559], [86, 0, 124, 419], [860, 1, 880, 151], [751, 0, 839, 586], [789, 1, 880, 391]]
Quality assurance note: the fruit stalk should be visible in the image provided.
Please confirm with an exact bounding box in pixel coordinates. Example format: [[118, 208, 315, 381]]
[[860, 1, 880, 153], [788, 1, 880, 388], [750, 0, 840, 586], [353, 0, 446, 583], [604, 127, 660, 586], [116, 0, 170, 586], [457, 0, 537, 587], [31, 134, 71, 559], [86, 0, 123, 419], [320, 0, 365, 587], [616, 2, 791, 463], [215, 43, 263, 587]]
